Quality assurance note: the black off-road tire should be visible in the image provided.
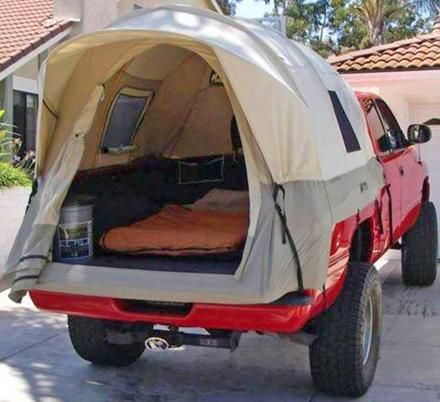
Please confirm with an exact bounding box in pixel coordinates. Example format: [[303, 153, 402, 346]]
[[68, 316, 146, 367], [309, 263, 382, 397], [402, 201, 438, 287]]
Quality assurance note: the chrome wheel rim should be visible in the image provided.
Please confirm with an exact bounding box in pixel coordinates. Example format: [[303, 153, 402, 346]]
[[362, 296, 374, 366]]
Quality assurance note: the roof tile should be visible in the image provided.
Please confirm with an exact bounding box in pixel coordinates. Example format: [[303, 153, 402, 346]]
[[328, 32, 440, 72], [0, 0, 72, 74]]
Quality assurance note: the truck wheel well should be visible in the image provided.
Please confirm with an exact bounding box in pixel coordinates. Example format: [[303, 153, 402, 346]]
[[349, 220, 372, 263]]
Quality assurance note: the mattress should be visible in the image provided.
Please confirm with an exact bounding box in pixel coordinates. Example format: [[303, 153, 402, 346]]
[[100, 190, 249, 256]]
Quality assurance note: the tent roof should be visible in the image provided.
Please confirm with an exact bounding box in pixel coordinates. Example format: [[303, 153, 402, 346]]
[[39, 5, 374, 184], [44, 5, 297, 110]]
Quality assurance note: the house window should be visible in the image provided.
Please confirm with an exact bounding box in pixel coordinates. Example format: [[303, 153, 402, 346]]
[[13, 91, 38, 156], [101, 87, 153, 152], [328, 91, 361, 153]]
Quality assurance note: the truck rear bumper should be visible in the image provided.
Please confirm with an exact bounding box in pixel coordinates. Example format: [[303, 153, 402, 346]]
[[30, 290, 315, 333]]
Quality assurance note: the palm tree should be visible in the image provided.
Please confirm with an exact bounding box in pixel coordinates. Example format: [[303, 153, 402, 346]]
[[356, 0, 399, 45], [412, 0, 440, 14], [357, 0, 440, 46]]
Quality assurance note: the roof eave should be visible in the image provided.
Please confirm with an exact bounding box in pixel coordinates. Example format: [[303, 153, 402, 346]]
[[0, 23, 72, 82], [337, 65, 440, 75], [338, 68, 440, 84]]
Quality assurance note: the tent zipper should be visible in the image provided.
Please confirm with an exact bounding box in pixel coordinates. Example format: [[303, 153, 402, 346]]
[[272, 183, 305, 294]]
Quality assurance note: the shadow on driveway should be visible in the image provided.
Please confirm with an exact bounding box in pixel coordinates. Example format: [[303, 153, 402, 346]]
[[1, 260, 440, 402]]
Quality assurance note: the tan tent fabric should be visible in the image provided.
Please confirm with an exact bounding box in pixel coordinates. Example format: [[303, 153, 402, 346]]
[[6, 86, 104, 302], [125, 44, 192, 80], [134, 53, 212, 159], [71, 44, 266, 179], [2, 6, 386, 304], [163, 86, 233, 158], [38, 35, 268, 177]]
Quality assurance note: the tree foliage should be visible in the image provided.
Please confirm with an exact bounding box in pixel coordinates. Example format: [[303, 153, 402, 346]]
[[265, 0, 439, 56], [216, 0, 438, 53], [217, 0, 242, 14], [0, 110, 32, 188]]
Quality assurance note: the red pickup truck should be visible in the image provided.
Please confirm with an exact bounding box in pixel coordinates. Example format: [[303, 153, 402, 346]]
[[28, 92, 437, 396]]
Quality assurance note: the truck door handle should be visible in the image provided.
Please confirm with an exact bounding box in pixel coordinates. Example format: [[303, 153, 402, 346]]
[[399, 166, 404, 176]]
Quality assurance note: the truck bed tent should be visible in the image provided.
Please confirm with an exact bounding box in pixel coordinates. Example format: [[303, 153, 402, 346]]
[[1, 5, 384, 303]]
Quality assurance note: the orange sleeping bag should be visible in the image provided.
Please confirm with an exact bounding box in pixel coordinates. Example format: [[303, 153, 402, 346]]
[[100, 204, 249, 256]]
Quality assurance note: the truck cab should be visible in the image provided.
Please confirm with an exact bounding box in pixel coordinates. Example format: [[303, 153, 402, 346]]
[[357, 92, 429, 243]]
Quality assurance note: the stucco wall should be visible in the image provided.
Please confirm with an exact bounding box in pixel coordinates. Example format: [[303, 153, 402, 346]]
[[14, 59, 39, 81], [343, 70, 440, 131], [0, 187, 30, 268], [54, 0, 220, 35], [55, 0, 118, 35]]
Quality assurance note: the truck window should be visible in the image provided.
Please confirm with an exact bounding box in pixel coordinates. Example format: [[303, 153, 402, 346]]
[[363, 98, 391, 152], [374, 99, 407, 150]]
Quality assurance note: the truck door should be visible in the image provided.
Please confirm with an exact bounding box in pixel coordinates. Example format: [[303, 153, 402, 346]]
[[363, 98, 402, 242], [375, 99, 424, 236]]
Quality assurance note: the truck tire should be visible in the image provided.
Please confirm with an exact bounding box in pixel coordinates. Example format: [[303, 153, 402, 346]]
[[68, 316, 145, 367], [402, 201, 438, 286], [309, 263, 382, 397]]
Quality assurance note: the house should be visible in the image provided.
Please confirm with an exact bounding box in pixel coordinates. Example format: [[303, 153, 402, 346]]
[[0, 0, 220, 156], [0, 0, 72, 155], [329, 20, 440, 252]]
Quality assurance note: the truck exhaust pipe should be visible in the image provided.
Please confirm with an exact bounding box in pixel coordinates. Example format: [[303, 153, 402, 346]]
[[106, 326, 241, 351]]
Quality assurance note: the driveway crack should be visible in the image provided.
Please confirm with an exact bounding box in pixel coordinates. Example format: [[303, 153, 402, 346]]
[[0, 329, 67, 362]]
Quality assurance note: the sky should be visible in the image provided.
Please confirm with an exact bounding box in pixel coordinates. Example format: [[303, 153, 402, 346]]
[[235, 0, 273, 18]]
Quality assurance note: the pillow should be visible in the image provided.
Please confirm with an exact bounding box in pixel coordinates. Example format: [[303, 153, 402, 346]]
[[191, 189, 249, 212]]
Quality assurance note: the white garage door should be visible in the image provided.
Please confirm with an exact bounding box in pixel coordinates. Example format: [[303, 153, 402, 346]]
[[411, 103, 440, 252]]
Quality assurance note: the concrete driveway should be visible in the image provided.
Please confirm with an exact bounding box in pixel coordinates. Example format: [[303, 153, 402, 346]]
[[1, 258, 440, 402]]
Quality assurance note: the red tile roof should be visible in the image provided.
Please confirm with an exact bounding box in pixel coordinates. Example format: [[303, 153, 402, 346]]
[[0, 0, 72, 73], [328, 31, 440, 73]]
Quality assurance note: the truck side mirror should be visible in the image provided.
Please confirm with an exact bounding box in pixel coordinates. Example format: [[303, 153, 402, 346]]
[[407, 124, 432, 144]]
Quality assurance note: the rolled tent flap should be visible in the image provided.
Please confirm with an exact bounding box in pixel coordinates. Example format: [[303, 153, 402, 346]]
[[5, 86, 103, 303]]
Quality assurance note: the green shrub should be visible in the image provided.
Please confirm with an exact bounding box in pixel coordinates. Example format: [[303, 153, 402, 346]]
[[0, 109, 34, 186], [0, 109, 21, 162], [0, 162, 32, 188]]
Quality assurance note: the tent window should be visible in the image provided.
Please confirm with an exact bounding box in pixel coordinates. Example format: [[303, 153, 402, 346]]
[[328, 91, 361, 153], [101, 87, 153, 152]]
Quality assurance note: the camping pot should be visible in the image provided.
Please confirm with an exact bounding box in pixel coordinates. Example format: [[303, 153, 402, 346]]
[[54, 203, 93, 262]]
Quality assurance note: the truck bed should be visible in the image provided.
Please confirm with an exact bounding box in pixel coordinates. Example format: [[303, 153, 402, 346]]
[[71, 254, 240, 275]]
